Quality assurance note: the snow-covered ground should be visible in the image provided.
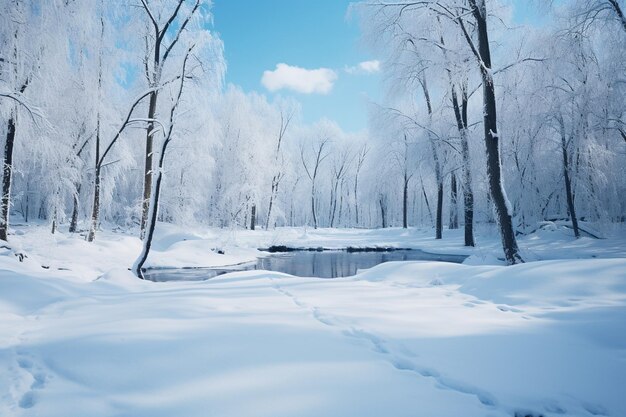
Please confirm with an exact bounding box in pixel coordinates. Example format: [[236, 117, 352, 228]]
[[1, 223, 625, 416]]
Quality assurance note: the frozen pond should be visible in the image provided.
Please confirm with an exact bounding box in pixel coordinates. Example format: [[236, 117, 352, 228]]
[[144, 249, 468, 282]]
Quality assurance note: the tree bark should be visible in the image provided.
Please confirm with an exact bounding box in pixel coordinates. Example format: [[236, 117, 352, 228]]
[[463, 0, 522, 263], [379, 195, 387, 228], [23, 184, 29, 223], [87, 109, 102, 242], [140, 91, 158, 237], [87, 167, 100, 242], [311, 184, 318, 229], [450, 84, 475, 245], [51, 208, 57, 234], [403, 173, 409, 228], [420, 178, 434, 227], [87, 17, 104, 242], [250, 203, 256, 230], [133, 160, 162, 279], [559, 120, 580, 238], [69, 183, 81, 233], [436, 182, 443, 239], [449, 172, 459, 229], [134, 47, 192, 279], [265, 177, 278, 230], [354, 175, 360, 226], [420, 77, 444, 239], [0, 114, 16, 241]]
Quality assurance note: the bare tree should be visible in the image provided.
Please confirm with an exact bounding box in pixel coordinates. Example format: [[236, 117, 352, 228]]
[[86, 84, 169, 242], [133, 48, 193, 279], [265, 108, 293, 230], [419, 77, 444, 239], [556, 114, 580, 238], [301, 138, 330, 229], [390, 134, 415, 229], [460, 0, 523, 263], [451, 82, 475, 245], [138, 0, 200, 238], [353, 144, 369, 227], [0, 20, 32, 241], [456, 0, 523, 264], [570, 0, 626, 33], [328, 146, 352, 228], [68, 125, 91, 233]]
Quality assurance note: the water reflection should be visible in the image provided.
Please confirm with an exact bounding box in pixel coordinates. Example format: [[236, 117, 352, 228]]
[[144, 249, 467, 282]]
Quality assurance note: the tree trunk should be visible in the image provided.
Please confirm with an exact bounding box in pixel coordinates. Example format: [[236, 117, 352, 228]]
[[87, 169, 100, 242], [23, 186, 29, 223], [463, 170, 475, 246], [87, 117, 101, 242], [38, 200, 45, 220], [467, 0, 522, 264], [133, 163, 163, 279], [436, 182, 443, 239], [141, 91, 158, 238], [459, 87, 475, 247], [134, 45, 190, 277], [403, 174, 409, 228], [250, 204, 256, 230], [354, 175, 360, 226], [51, 208, 57, 235], [329, 180, 339, 227], [420, 179, 434, 227], [379, 195, 387, 228], [338, 184, 344, 227], [559, 122, 580, 238], [311, 184, 318, 229], [0, 114, 16, 241], [420, 77, 444, 239], [265, 177, 278, 230], [69, 183, 81, 233], [449, 172, 459, 229], [87, 19, 104, 242], [441, 31, 474, 245]]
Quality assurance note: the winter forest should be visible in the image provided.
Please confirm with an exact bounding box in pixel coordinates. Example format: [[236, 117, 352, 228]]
[[0, 0, 623, 264], [1, 1, 625, 416]]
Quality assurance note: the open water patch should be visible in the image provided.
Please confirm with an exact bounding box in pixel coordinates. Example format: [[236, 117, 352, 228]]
[[144, 248, 468, 282]]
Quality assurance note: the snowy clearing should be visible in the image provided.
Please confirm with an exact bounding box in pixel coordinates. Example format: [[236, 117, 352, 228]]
[[1, 224, 625, 416]]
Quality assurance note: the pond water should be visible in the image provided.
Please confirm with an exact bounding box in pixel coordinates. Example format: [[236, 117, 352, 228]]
[[144, 249, 468, 282]]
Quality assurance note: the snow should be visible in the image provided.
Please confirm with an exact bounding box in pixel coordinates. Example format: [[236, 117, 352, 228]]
[[1, 223, 625, 416]]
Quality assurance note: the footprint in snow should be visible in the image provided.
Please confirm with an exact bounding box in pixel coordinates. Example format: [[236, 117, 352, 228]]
[[312, 307, 336, 326], [272, 279, 500, 410], [18, 391, 36, 409], [582, 402, 609, 416], [342, 328, 389, 354], [542, 400, 567, 414], [497, 305, 523, 313], [388, 355, 497, 407], [16, 357, 33, 370], [14, 351, 48, 410]]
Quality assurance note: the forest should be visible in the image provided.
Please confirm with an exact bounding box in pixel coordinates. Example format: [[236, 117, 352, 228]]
[[0, 0, 624, 267]]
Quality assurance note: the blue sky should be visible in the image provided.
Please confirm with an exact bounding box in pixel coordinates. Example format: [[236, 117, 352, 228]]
[[212, 0, 379, 133], [211, 1, 543, 133]]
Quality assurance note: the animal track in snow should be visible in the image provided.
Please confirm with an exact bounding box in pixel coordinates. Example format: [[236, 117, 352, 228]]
[[14, 349, 48, 410], [582, 402, 609, 416], [497, 305, 523, 313], [270, 279, 501, 411]]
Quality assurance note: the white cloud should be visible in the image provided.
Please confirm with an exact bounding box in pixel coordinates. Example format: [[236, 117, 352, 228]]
[[261, 63, 337, 95], [345, 60, 381, 74]]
